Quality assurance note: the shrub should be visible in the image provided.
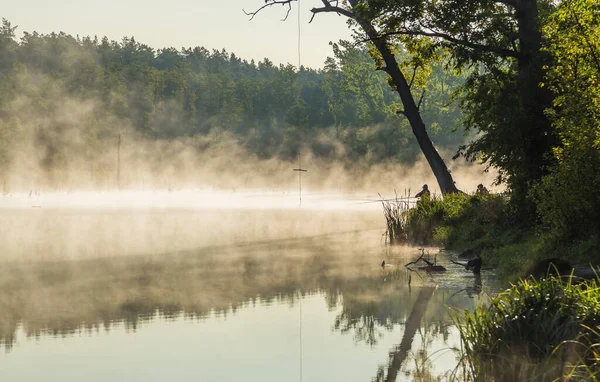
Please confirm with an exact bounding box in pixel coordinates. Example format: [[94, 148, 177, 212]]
[[532, 143, 600, 241], [404, 192, 509, 248]]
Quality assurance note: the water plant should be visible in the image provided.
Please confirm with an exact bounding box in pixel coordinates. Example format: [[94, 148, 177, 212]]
[[381, 191, 411, 245], [453, 276, 600, 381]]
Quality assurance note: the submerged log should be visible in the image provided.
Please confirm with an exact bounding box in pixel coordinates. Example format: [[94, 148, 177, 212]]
[[417, 265, 447, 272], [405, 252, 447, 272]]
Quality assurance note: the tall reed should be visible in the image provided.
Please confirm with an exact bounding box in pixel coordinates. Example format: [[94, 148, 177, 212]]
[[381, 191, 411, 245]]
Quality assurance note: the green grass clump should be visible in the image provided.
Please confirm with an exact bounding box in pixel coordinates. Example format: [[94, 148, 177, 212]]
[[454, 277, 600, 381]]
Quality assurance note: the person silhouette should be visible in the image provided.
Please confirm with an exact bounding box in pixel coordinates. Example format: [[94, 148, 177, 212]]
[[415, 184, 430, 198], [465, 254, 482, 274], [476, 184, 489, 195]]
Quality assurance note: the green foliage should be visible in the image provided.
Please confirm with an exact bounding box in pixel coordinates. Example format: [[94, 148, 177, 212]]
[[405, 194, 446, 245], [404, 192, 507, 247], [347, 0, 558, 218], [379, 0, 600, 275], [532, 0, 600, 241], [454, 277, 600, 381]]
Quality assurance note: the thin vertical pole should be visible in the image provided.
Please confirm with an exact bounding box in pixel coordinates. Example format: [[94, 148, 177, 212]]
[[298, 152, 302, 207], [299, 291, 303, 382], [117, 134, 121, 189], [293, 152, 307, 208]]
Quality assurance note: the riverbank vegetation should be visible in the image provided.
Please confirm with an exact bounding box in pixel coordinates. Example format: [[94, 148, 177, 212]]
[[376, 0, 599, 281], [392, 192, 598, 281], [354, 0, 600, 375], [455, 277, 600, 381]]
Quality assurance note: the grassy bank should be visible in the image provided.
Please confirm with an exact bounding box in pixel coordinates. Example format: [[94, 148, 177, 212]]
[[454, 277, 600, 381], [381, 192, 600, 380], [382, 192, 600, 280]]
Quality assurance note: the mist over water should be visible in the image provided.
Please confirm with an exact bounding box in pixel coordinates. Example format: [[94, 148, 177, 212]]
[[0, 185, 499, 381], [0, 37, 501, 380], [0, 190, 384, 262]]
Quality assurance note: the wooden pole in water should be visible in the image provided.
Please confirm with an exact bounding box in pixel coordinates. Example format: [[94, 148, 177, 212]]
[[117, 134, 121, 189], [293, 152, 307, 207]]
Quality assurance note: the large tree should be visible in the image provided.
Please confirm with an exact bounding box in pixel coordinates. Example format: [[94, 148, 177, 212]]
[[248, 0, 461, 194], [248, 0, 557, 203]]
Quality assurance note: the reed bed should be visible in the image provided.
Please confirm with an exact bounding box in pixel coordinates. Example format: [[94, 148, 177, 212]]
[[381, 191, 412, 245]]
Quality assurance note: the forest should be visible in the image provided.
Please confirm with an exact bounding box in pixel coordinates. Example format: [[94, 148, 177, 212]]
[[0, 18, 466, 191]]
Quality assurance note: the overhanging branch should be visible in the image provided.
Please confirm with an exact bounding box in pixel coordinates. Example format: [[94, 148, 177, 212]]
[[382, 29, 519, 59], [244, 0, 353, 23], [408, 64, 418, 88], [243, 0, 296, 21], [310, 0, 354, 22]]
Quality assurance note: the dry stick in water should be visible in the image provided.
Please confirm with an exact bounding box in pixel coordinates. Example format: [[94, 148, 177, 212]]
[[404, 253, 425, 268]]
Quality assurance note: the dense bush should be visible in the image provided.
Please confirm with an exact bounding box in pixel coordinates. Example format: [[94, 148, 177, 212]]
[[531, 0, 600, 242], [533, 143, 600, 241], [404, 193, 508, 248]]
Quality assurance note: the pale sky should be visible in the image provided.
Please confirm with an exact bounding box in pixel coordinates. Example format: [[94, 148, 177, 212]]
[[4, 0, 353, 68]]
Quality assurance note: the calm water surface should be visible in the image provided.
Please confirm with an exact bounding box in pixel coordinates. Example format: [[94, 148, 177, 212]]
[[0, 191, 499, 381]]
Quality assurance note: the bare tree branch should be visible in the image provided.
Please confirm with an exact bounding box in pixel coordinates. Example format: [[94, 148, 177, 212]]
[[243, 0, 296, 21], [449, 259, 468, 268], [404, 253, 425, 268], [310, 3, 354, 20], [245, 0, 353, 23]]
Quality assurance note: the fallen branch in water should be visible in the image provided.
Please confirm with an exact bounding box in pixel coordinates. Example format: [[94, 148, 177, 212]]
[[404, 253, 425, 268], [405, 253, 446, 272]]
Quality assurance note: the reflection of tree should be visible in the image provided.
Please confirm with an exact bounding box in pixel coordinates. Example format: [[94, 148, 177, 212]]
[[0, 229, 492, 382], [0, 231, 404, 350], [330, 268, 487, 381], [383, 287, 435, 382], [334, 300, 395, 346]]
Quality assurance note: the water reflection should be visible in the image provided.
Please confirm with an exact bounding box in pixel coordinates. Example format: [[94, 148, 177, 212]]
[[0, 207, 496, 381]]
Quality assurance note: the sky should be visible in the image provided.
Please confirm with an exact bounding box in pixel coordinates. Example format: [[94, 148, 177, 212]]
[[3, 0, 353, 69]]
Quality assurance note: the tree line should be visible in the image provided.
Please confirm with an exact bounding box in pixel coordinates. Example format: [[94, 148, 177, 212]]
[[0, 18, 466, 187]]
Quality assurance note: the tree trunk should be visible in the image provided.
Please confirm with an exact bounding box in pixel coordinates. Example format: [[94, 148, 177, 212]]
[[355, 16, 460, 194], [514, 0, 555, 176], [508, 0, 556, 215]]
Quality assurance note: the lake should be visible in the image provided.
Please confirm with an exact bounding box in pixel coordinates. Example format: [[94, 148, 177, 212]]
[[0, 190, 498, 381]]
